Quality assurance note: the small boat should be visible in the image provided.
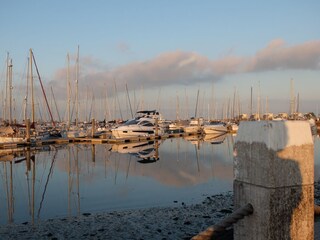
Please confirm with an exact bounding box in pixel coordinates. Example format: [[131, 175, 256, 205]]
[[168, 120, 188, 133], [202, 121, 228, 135], [183, 118, 203, 134], [0, 125, 27, 144], [227, 122, 239, 133], [65, 129, 87, 138]]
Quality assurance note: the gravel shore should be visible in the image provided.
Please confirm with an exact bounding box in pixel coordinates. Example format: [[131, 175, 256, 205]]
[[0, 192, 233, 240], [2, 181, 320, 240]]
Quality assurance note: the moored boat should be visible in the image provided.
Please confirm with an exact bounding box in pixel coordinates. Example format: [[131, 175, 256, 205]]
[[183, 118, 203, 134], [202, 121, 228, 135], [111, 110, 163, 139]]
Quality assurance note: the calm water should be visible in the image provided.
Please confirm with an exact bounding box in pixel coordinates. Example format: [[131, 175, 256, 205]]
[[0, 134, 234, 225], [0, 134, 319, 225]]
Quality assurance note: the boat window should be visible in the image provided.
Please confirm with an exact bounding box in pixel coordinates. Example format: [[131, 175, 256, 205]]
[[139, 121, 154, 126], [124, 119, 138, 125]]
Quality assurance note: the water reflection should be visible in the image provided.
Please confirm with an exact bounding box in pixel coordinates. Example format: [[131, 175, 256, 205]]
[[111, 141, 160, 163], [0, 134, 237, 225]]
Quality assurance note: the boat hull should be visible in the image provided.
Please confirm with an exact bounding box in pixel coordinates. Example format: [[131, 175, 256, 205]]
[[111, 128, 156, 139], [184, 126, 201, 134], [202, 124, 228, 135], [0, 136, 26, 144]]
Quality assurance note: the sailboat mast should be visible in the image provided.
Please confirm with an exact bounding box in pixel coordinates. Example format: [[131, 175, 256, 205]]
[[67, 53, 71, 129], [31, 50, 55, 126], [125, 83, 133, 119], [4, 52, 9, 122], [29, 49, 35, 123], [290, 79, 295, 115], [232, 88, 236, 120], [194, 89, 199, 118], [8, 58, 13, 124], [176, 93, 180, 120], [75, 46, 79, 127], [50, 86, 61, 122], [250, 86, 253, 117], [24, 57, 30, 122], [114, 80, 123, 120], [296, 93, 300, 113], [257, 81, 261, 120]]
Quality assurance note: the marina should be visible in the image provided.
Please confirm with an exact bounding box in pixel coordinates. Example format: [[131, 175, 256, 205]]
[[1, 130, 320, 226], [1, 2, 320, 238]]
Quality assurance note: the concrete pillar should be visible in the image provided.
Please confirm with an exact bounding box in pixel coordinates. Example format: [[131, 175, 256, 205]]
[[234, 121, 314, 240]]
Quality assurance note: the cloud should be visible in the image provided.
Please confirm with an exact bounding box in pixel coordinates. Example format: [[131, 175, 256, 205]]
[[49, 39, 320, 99], [247, 39, 320, 71]]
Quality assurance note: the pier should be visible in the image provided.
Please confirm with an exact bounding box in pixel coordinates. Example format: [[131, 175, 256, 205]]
[[0, 131, 196, 149]]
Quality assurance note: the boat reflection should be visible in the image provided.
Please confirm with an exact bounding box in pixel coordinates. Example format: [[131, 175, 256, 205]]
[[110, 140, 160, 163], [0, 147, 36, 163], [203, 133, 227, 144], [183, 133, 228, 147]]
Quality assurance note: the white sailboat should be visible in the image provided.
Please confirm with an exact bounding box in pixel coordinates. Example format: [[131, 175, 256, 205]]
[[0, 54, 27, 144], [183, 118, 203, 134], [64, 46, 87, 138], [202, 121, 228, 135]]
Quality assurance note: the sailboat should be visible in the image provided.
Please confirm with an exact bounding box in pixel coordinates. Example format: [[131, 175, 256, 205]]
[[183, 117, 204, 134], [0, 54, 28, 144], [65, 46, 87, 139], [202, 121, 228, 135], [1, 49, 62, 145], [183, 89, 203, 134]]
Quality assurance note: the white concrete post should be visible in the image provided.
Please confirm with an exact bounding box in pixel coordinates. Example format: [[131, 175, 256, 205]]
[[234, 121, 314, 240]]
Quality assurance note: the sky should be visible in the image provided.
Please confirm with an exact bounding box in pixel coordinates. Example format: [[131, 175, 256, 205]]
[[1, 1, 320, 121]]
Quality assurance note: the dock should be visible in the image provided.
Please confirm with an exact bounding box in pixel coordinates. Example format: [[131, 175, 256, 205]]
[[0, 132, 196, 149]]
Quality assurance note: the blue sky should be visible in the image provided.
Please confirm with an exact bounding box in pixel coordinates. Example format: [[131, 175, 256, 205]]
[[1, 1, 320, 120]]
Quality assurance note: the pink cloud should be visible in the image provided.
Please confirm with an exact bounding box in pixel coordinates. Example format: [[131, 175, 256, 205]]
[[49, 39, 320, 99]]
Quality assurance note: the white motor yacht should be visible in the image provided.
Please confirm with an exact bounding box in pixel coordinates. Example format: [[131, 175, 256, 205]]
[[111, 110, 163, 139]]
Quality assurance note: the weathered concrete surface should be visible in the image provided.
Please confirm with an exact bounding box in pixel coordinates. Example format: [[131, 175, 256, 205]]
[[234, 182, 314, 239], [234, 142, 314, 188], [234, 121, 314, 240]]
